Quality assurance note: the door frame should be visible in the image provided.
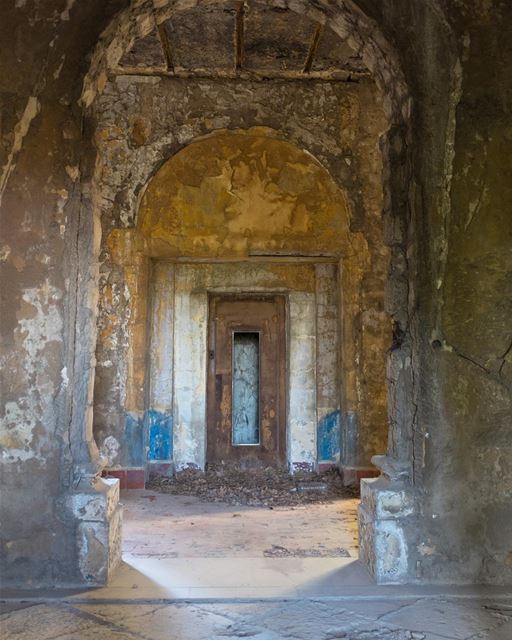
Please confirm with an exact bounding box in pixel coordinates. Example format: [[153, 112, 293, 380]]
[[206, 293, 288, 467]]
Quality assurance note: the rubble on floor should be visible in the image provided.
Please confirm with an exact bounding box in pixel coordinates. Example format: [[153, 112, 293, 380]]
[[147, 465, 358, 506], [262, 544, 351, 557]]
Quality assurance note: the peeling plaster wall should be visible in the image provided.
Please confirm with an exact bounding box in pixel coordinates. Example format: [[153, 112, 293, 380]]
[[0, 0, 127, 587], [91, 82, 391, 477]]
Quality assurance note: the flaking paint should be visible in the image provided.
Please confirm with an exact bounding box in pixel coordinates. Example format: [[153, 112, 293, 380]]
[[317, 410, 341, 462]]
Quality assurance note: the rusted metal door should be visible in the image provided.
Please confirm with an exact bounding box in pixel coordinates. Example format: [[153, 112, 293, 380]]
[[207, 295, 286, 468]]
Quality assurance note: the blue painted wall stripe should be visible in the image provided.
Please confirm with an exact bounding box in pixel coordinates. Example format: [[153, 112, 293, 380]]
[[147, 410, 173, 461], [317, 410, 341, 462], [124, 412, 144, 467]]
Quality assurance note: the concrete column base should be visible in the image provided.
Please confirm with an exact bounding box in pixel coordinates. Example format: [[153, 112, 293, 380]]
[[358, 474, 417, 584], [66, 476, 122, 585]]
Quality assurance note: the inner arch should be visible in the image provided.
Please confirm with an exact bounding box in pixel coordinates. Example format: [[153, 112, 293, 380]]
[[95, 129, 389, 475]]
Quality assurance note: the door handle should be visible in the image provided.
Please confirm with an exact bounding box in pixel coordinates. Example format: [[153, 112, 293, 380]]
[[216, 374, 223, 401]]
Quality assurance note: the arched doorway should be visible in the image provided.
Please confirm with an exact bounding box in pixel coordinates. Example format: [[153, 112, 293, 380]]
[[73, 0, 416, 586], [93, 130, 389, 480]]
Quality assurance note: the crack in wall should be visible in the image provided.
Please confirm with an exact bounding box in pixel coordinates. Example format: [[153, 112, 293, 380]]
[[498, 337, 512, 378], [0, 96, 40, 207], [439, 338, 512, 391]]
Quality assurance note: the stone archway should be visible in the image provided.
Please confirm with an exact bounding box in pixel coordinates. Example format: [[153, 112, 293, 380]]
[[71, 0, 420, 585], [93, 128, 389, 482]]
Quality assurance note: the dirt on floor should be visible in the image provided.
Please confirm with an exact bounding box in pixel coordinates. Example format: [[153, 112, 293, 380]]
[[147, 465, 359, 507]]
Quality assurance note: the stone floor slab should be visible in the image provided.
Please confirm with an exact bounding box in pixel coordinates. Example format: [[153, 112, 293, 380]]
[[2, 599, 511, 640], [380, 598, 511, 639], [1, 603, 93, 640]]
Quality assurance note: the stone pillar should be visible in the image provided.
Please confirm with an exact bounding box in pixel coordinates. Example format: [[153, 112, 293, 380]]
[[66, 476, 122, 585], [315, 264, 341, 467], [288, 291, 317, 472], [358, 455, 417, 583], [146, 262, 175, 478], [357, 224, 419, 582]]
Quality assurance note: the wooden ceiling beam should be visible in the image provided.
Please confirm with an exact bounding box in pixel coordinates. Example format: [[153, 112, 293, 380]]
[[303, 23, 324, 74], [157, 21, 174, 73], [113, 66, 369, 81], [235, 2, 245, 72]]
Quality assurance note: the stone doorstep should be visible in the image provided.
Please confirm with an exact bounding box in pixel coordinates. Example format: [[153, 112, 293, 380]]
[[317, 462, 338, 473], [103, 468, 145, 490], [104, 464, 361, 490], [340, 465, 380, 486], [147, 461, 174, 479]]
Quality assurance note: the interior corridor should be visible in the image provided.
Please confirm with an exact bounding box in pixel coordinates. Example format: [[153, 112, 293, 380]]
[[2, 2, 512, 638]]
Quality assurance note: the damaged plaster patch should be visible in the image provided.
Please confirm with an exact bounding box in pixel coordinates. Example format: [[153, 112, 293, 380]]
[[0, 96, 40, 207], [0, 245, 11, 261], [0, 281, 63, 462], [60, 0, 76, 21], [99, 435, 120, 466], [0, 401, 37, 461], [53, 55, 66, 80], [18, 280, 63, 350], [65, 165, 80, 181]]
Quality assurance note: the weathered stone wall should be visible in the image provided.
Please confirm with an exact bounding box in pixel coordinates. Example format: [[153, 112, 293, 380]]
[[416, 0, 512, 585], [357, 0, 512, 584]]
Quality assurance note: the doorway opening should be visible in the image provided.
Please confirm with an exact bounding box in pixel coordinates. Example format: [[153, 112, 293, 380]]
[[93, 128, 390, 592], [94, 130, 390, 483], [207, 295, 286, 469], [84, 0, 406, 586], [117, 480, 364, 598], [67, 0, 420, 588]]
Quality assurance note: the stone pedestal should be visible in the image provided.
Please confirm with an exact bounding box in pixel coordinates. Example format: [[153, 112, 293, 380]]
[[66, 476, 122, 585], [358, 462, 417, 583]]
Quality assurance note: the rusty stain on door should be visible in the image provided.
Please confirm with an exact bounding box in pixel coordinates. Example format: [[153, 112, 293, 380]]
[[207, 295, 286, 467]]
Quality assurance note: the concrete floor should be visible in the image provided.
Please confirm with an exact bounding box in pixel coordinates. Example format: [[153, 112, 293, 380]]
[[122, 489, 360, 559], [113, 489, 366, 599], [2, 490, 512, 638]]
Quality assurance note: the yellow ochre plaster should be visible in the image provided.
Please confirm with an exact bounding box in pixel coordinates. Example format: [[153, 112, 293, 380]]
[[128, 130, 352, 259]]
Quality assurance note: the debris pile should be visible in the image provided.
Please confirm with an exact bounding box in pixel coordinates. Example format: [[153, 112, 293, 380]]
[[263, 544, 350, 558], [148, 464, 359, 506]]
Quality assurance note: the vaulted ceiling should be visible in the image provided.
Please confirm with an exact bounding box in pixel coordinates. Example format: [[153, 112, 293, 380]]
[[117, 1, 369, 80]]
